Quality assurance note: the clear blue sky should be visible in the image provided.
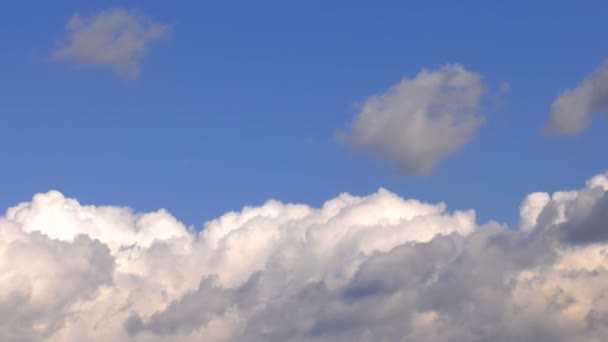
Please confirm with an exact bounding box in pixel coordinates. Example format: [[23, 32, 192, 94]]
[[1, 0, 607, 227]]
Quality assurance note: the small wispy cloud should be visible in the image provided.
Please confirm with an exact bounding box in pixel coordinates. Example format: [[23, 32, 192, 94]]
[[53, 8, 171, 79], [544, 60, 608, 135]]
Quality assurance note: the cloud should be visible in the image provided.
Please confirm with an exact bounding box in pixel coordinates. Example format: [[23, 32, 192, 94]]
[[341, 64, 487, 175], [2, 173, 608, 340], [53, 8, 171, 79], [544, 60, 608, 134], [0, 231, 114, 340]]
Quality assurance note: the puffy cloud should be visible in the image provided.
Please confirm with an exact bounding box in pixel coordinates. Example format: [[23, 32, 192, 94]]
[[1, 173, 608, 340], [342, 65, 487, 175], [0, 229, 114, 340], [544, 60, 608, 134], [53, 8, 171, 79]]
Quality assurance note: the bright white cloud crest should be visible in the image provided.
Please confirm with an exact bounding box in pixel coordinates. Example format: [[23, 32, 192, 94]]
[[53, 8, 171, 79], [344, 64, 487, 175], [2, 173, 608, 341]]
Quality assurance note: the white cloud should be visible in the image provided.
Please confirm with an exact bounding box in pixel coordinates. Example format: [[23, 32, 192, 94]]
[[53, 8, 171, 79], [342, 64, 487, 175], [544, 60, 608, 134], [2, 172, 608, 340]]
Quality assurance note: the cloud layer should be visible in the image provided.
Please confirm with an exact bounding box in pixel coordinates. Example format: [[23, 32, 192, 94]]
[[2, 173, 608, 341], [343, 65, 487, 175], [544, 60, 608, 134], [53, 8, 171, 79]]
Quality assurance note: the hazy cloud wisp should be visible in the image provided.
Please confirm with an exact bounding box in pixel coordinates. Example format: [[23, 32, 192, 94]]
[[544, 60, 608, 134], [53, 8, 171, 79]]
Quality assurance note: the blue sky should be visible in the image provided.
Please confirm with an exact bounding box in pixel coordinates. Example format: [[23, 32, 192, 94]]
[[1, 0, 607, 227]]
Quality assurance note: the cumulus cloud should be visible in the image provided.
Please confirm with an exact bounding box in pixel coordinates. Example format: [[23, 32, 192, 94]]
[[342, 64, 487, 175], [2, 173, 608, 340], [544, 60, 608, 134], [53, 8, 171, 79]]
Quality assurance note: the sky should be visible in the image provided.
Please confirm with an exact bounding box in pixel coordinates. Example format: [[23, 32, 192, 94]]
[[2, 1, 608, 341], [2, 1, 607, 227]]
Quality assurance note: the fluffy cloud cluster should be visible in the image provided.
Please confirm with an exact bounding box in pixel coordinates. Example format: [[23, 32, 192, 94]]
[[544, 60, 608, 134], [53, 8, 171, 79], [343, 64, 487, 175], [2, 173, 608, 341]]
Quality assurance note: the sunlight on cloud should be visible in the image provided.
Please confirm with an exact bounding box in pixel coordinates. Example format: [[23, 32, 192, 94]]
[[1, 173, 608, 340]]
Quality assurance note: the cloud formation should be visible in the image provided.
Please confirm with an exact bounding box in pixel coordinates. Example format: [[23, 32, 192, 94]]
[[2, 173, 608, 341], [53, 8, 171, 79], [342, 65, 487, 175], [544, 60, 608, 134]]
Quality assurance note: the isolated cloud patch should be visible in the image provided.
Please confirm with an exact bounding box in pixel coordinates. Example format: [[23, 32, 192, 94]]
[[53, 8, 171, 79], [2, 173, 608, 341], [544, 60, 608, 134], [342, 65, 487, 175]]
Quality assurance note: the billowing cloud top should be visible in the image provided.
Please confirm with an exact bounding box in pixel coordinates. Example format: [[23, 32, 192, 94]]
[[544, 60, 608, 134], [343, 65, 487, 175], [2, 172, 608, 341], [53, 8, 171, 79]]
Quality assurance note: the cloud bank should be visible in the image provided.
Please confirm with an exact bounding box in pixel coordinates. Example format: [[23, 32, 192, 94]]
[[53, 8, 171, 79], [2, 173, 608, 341], [343, 65, 487, 175], [544, 60, 608, 134]]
